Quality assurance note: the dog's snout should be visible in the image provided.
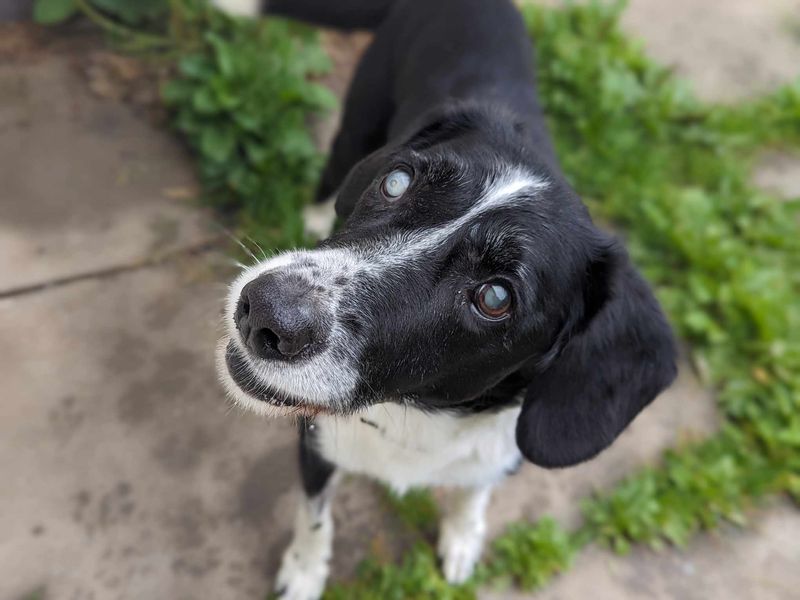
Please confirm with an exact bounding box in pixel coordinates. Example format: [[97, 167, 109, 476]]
[[236, 273, 327, 361]]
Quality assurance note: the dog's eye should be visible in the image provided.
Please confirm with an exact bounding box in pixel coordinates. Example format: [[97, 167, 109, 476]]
[[380, 168, 412, 199], [474, 283, 512, 319]]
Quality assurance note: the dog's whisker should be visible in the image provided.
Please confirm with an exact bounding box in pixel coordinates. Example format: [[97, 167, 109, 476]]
[[242, 233, 271, 261], [213, 222, 260, 264]]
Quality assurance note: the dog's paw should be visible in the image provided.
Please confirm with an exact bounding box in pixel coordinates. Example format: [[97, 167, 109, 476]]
[[274, 548, 329, 600], [437, 526, 484, 584], [210, 0, 262, 17]]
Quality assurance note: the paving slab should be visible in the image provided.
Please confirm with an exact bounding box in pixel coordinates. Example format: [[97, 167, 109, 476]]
[[753, 151, 800, 201], [620, 0, 800, 102], [0, 35, 214, 293], [0, 259, 289, 600]]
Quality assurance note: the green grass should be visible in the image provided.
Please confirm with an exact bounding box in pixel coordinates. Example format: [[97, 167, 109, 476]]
[[483, 517, 577, 591], [326, 543, 478, 600], [382, 487, 441, 536]]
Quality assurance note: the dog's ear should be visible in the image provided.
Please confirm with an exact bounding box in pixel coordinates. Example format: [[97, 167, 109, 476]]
[[333, 107, 483, 218], [334, 148, 391, 219], [516, 238, 677, 468]]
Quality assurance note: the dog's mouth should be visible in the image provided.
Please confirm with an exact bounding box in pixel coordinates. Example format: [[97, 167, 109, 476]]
[[223, 341, 334, 416]]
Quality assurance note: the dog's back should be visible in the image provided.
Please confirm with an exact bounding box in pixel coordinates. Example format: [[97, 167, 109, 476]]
[[225, 0, 547, 138], [265, 0, 397, 30]]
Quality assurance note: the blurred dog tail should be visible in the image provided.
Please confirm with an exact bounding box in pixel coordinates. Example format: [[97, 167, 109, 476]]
[[214, 0, 397, 31]]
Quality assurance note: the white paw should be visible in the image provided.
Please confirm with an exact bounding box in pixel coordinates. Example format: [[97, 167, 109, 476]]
[[211, 0, 261, 17], [303, 199, 337, 241], [274, 547, 329, 600], [438, 527, 484, 584]]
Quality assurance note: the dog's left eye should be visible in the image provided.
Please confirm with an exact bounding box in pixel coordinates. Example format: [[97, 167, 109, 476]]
[[474, 283, 512, 320], [381, 168, 412, 199]]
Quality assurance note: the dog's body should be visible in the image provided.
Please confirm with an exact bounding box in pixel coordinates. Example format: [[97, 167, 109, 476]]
[[316, 402, 522, 492], [213, 1, 678, 598]]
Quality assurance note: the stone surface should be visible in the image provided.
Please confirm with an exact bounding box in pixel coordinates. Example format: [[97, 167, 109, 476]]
[[1, 259, 277, 600], [752, 151, 800, 201], [621, 0, 800, 102], [0, 41, 212, 293], [483, 501, 800, 600]]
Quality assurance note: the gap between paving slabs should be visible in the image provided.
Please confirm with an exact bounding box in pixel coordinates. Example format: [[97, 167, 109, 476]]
[[0, 236, 225, 300]]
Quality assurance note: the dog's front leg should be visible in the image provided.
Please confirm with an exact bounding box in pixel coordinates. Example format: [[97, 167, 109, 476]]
[[437, 484, 493, 584], [275, 422, 337, 600]]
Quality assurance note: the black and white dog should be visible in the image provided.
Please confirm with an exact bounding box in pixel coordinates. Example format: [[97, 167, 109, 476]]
[[213, 0, 677, 598]]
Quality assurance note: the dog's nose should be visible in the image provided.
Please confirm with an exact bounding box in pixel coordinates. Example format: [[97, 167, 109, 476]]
[[235, 273, 326, 360]]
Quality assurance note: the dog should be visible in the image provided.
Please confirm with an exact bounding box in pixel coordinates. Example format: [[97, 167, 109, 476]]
[[212, 0, 677, 598]]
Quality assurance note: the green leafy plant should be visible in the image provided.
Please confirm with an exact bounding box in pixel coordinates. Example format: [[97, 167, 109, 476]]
[[325, 543, 477, 600], [91, 0, 167, 25], [33, 0, 168, 27], [525, 0, 799, 552], [382, 487, 441, 535], [162, 8, 335, 249], [484, 517, 577, 591], [33, 0, 78, 24]]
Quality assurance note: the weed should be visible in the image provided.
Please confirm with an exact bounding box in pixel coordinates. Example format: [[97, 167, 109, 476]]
[[325, 543, 477, 600], [483, 517, 577, 591], [382, 487, 440, 535], [162, 6, 335, 250]]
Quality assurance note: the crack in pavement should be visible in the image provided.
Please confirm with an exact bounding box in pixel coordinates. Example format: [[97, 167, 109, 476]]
[[0, 236, 226, 300]]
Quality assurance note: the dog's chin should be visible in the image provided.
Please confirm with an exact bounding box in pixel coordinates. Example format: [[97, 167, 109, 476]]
[[217, 339, 337, 418]]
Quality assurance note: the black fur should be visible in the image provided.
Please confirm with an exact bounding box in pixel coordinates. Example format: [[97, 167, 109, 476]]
[[244, 0, 677, 468], [268, 0, 397, 31], [298, 419, 336, 497]]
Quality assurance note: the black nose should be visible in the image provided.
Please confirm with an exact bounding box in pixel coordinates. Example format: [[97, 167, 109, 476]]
[[235, 273, 328, 360]]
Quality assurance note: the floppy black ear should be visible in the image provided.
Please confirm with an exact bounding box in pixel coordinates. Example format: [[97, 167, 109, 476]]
[[333, 148, 391, 219], [516, 241, 677, 468], [332, 106, 485, 219]]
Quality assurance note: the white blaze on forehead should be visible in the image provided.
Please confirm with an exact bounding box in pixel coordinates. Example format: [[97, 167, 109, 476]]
[[219, 167, 546, 409], [374, 168, 547, 267], [227, 167, 545, 294]]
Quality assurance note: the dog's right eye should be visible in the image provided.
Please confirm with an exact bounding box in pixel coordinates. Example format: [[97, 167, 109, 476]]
[[380, 168, 412, 200]]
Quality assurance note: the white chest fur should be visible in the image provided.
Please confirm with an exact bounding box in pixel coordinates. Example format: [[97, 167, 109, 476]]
[[314, 403, 523, 493]]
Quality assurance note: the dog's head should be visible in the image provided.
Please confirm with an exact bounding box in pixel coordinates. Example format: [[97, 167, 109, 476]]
[[218, 107, 676, 468]]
